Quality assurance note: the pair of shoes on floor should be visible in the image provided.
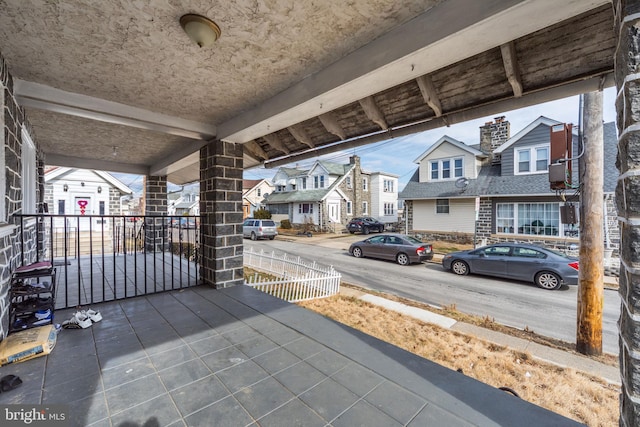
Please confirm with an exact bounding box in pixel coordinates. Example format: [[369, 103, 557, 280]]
[[62, 309, 102, 329]]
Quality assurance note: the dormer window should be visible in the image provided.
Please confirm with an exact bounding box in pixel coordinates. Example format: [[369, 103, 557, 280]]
[[516, 145, 549, 174], [301, 177, 307, 190], [314, 175, 325, 189], [430, 157, 463, 181]]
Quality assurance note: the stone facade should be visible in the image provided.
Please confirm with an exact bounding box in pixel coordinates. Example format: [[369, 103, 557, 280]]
[[144, 176, 168, 252], [199, 140, 244, 288], [0, 52, 44, 339], [615, 1, 640, 425]]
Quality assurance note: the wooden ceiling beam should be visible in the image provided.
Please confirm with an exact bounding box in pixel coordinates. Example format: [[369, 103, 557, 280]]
[[416, 74, 443, 117], [500, 42, 523, 97], [244, 140, 269, 161], [358, 96, 388, 130], [287, 124, 315, 148], [319, 112, 347, 140], [263, 133, 290, 154]]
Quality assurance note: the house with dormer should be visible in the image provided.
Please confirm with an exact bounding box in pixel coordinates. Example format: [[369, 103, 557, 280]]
[[242, 179, 274, 218], [265, 156, 398, 231], [399, 116, 619, 251]]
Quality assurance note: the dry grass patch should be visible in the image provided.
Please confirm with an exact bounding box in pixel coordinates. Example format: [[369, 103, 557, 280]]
[[298, 295, 619, 427]]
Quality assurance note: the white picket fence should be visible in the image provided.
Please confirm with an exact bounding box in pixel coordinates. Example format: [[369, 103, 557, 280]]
[[244, 247, 341, 302]]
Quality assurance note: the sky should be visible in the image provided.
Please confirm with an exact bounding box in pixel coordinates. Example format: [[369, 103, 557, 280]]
[[243, 86, 618, 191], [116, 87, 617, 195]]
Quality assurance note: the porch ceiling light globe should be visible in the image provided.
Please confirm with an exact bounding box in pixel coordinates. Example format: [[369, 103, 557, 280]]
[[180, 14, 221, 48]]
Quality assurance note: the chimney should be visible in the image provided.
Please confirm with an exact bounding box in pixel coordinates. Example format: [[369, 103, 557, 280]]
[[479, 116, 510, 165], [349, 155, 360, 166]]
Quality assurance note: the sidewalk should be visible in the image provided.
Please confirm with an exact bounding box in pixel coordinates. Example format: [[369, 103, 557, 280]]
[[340, 286, 621, 386]]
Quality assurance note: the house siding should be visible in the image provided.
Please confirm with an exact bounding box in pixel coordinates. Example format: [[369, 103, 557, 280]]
[[501, 124, 550, 176], [411, 198, 476, 233], [418, 142, 478, 182], [370, 173, 398, 223]]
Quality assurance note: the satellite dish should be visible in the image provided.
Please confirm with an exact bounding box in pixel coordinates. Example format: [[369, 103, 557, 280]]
[[455, 177, 469, 189]]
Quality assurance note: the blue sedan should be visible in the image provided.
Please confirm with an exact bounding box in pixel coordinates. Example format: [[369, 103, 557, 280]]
[[442, 243, 579, 290]]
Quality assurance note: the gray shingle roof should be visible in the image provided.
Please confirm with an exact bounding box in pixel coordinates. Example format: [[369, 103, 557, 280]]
[[264, 189, 330, 203]]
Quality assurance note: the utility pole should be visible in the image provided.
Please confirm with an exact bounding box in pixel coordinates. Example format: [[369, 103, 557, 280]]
[[576, 91, 604, 356]]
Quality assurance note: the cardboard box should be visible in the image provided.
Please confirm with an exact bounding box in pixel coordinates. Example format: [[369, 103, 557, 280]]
[[0, 325, 57, 366]]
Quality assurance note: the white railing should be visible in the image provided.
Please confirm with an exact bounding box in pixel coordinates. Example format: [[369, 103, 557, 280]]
[[244, 247, 341, 302]]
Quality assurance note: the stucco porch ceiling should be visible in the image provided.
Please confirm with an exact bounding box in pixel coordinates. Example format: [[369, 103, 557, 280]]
[[0, 0, 614, 185]]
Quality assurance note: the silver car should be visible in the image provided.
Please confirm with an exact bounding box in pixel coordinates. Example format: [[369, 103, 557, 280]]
[[349, 234, 433, 265], [243, 219, 278, 240], [442, 243, 579, 290]]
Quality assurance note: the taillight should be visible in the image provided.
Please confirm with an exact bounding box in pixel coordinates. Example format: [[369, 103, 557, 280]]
[[568, 262, 579, 271], [259, 227, 263, 231]]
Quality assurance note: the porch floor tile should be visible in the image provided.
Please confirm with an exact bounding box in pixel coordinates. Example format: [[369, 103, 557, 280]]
[[0, 285, 583, 427]]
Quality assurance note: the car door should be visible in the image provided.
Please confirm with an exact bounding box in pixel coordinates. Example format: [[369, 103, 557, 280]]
[[507, 246, 547, 281], [361, 235, 386, 258], [242, 220, 254, 237], [469, 245, 511, 277]]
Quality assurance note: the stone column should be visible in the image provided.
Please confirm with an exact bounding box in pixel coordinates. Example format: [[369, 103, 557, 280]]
[[144, 175, 167, 252], [199, 140, 244, 288], [615, 1, 640, 425]]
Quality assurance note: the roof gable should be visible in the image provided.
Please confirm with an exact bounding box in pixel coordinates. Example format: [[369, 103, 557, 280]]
[[413, 136, 486, 164], [45, 167, 133, 194], [494, 116, 565, 154]]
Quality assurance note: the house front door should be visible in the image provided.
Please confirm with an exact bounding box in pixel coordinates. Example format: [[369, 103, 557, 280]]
[[74, 196, 93, 231], [328, 202, 340, 224]]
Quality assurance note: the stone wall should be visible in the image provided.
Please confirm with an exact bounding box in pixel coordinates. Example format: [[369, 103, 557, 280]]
[[0, 52, 43, 338], [199, 140, 244, 288], [615, 2, 640, 424], [144, 176, 167, 252]]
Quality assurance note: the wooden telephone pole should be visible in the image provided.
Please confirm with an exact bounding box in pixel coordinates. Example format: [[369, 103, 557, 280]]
[[576, 91, 604, 356]]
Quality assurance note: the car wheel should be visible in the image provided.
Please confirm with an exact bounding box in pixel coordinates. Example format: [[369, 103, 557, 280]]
[[363, 226, 370, 235], [268, 236, 275, 240], [250, 232, 257, 241], [535, 271, 562, 290], [352, 247, 363, 258], [349, 231, 355, 234], [451, 260, 469, 275], [396, 253, 410, 266]]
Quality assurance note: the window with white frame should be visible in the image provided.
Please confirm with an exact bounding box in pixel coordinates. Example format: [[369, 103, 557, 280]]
[[314, 175, 325, 189], [384, 202, 395, 216], [363, 178, 368, 191], [383, 179, 394, 192], [362, 201, 368, 214], [257, 188, 261, 196], [345, 176, 352, 189], [436, 199, 449, 214], [346, 201, 352, 215], [516, 145, 549, 174], [298, 203, 313, 214], [430, 157, 463, 181], [496, 202, 560, 236], [301, 177, 307, 190], [21, 128, 36, 214]]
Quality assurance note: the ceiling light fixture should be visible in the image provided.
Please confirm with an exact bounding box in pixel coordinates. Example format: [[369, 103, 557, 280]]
[[180, 14, 221, 48]]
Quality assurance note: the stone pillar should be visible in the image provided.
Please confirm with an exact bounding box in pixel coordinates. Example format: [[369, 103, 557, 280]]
[[144, 175, 167, 252], [615, 1, 640, 425], [200, 140, 244, 288]]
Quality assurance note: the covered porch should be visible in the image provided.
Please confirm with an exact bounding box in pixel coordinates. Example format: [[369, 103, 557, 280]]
[[0, 285, 580, 426]]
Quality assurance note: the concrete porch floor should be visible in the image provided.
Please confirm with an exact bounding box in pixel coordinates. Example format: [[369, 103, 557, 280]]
[[0, 285, 582, 426]]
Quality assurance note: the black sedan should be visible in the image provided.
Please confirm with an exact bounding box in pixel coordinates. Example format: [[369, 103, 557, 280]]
[[349, 234, 433, 265], [442, 243, 579, 290], [347, 217, 385, 234]]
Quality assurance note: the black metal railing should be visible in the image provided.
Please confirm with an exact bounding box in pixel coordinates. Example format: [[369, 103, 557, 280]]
[[15, 214, 200, 309]]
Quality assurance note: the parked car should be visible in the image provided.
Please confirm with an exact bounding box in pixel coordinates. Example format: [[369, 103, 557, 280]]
[[349, 234, 433, 265], [347, 217, 385, 234], [243, 219, 278, 240], [441, 243, 579, 290]]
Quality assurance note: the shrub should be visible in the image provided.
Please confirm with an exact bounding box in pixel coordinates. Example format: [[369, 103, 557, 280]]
[[253, 208, 272, 219], [280, 219, 292, 229]]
